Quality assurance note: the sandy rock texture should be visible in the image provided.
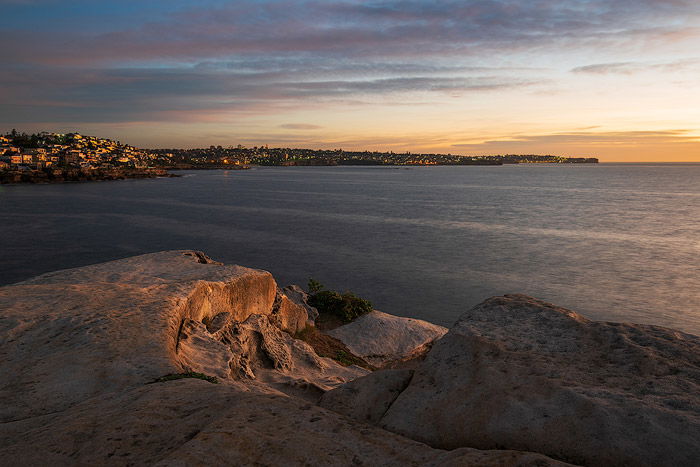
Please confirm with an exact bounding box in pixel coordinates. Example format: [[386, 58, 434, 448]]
[[270, 288, 309, 334], [0, 379, 566, 467], [0, 252, 568, 466], [282, 284, 319, 324], [0, 250, 276, 422], [326, 294, 700, 466], [328, 310, 448, 366]]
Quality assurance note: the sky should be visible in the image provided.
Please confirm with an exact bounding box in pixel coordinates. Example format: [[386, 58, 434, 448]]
[[1, 0, 699, 161]]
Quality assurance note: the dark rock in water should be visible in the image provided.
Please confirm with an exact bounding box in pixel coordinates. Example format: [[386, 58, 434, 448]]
[[0, 167, 177, 184], [328, 294, 699, 466]]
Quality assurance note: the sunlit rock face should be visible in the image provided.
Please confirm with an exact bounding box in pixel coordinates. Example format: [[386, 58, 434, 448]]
[[329, 294, 700, 467], [327, 310, 448, 367], [270, 288, 310, 334], [0, 250, 277, 422], [0, 252, 568, 466]]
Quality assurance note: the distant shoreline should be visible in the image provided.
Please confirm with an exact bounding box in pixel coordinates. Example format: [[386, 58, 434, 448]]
[[0, 167, 178, 185]]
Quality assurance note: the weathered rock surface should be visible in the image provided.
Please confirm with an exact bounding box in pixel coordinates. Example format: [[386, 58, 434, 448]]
[[338, 295, 700, 467], [328, 310, 448, 366], [319, 369, 414, 424], [270, 288, 309, 334], [0, 250, 277, 422], [0, 253, 569, 466], [0, 379, 567, 467], [180, 311, 368, 399], [282, 284, 319, 324]]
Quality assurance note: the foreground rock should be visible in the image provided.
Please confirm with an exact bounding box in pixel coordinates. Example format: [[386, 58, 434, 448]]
[[0, 252, 567, 466], [0, 251, 276, 422], [270, 287, 310, 334], [282, 284, 319, 324], [328, 310, 448, 366], [325, 295, 700, 466], [0, 378, 566, 466]]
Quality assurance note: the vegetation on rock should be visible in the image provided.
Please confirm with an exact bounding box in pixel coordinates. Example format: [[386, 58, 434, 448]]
[[307, 279, 372, 324], [295, 326, 374, 370]]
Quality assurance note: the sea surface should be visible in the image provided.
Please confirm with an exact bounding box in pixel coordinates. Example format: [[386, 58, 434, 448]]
[[1, 164, 699, 335]]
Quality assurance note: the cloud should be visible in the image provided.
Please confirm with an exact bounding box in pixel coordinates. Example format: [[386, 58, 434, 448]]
[[452, 130, 700, 153], [571, 58, 700, 74], [279, 123, 322, 130], [2, 1, 699, 66], [2, 0, 700, 144], [0, 64, 539, 124], [571, 62, 641, 74]]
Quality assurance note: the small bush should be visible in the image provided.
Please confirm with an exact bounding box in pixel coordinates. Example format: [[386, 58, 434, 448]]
[[307, 277, 324, 294], [148, 372, 219, 384], [334, 350, 356, 366], [308, 289, 372, 324]]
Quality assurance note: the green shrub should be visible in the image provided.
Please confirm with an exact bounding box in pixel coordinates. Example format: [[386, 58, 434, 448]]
[[308, 289, 372, 323], [307, 277, 324, 294]]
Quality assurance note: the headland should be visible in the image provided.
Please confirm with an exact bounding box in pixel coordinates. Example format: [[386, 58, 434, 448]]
[[0, 251, 696, 466], [1, 130, 598, 185]]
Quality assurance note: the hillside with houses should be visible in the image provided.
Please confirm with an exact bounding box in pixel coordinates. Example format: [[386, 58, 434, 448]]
[[0, 131, 169, 170], [0, 131, 174, 183]]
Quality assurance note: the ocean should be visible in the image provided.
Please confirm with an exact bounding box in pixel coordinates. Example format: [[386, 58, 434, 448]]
[[1, 163, 698, 335]]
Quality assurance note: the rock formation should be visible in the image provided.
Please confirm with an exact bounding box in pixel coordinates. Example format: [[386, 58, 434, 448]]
[[327, 310, 448, 366], [0, 251, 566, 466], [324, 294, 700, 467]]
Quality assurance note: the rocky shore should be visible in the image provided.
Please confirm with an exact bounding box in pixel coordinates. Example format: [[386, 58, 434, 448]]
[[0, 167, 178, 184], [0, 251, 697, 466]]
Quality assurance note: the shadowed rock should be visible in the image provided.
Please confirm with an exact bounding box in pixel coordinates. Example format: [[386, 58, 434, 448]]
[[319, 369, 414, 424], [0, 379, 568, 467], [351, 295, 700, 466]]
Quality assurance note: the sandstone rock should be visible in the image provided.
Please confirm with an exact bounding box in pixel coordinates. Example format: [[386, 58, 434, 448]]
[[270, 288, 309, 334], [0, 254, 576, 466], [283, 284, 319, 323], [319, 369, 414, 424], [0, 379, 569, 467], [179, 311, 368, 396], [0, 250, 276, 422], [327, 310, 448, 366], [373, 295, 700, 466]]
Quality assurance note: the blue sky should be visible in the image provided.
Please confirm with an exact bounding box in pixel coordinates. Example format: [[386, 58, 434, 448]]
[[1, 0, 699, 160]]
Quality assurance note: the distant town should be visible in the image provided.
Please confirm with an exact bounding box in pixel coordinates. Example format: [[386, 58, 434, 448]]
[[0, 130, 598, 183]]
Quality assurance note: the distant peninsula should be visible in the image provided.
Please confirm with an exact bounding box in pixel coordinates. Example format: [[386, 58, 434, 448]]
[[1, 130, 598, 184], [154, 146, 598, 167]]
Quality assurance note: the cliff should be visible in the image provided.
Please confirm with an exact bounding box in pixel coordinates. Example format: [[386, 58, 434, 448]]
[[0, 251, 697, 466]]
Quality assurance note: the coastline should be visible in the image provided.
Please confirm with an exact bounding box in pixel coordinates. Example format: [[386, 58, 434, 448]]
[[0, 251, 697, 466], [0, 167, 178, 185]]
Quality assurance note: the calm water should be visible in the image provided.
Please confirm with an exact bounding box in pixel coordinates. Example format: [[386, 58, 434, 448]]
[[1, 164, 699, 335]]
